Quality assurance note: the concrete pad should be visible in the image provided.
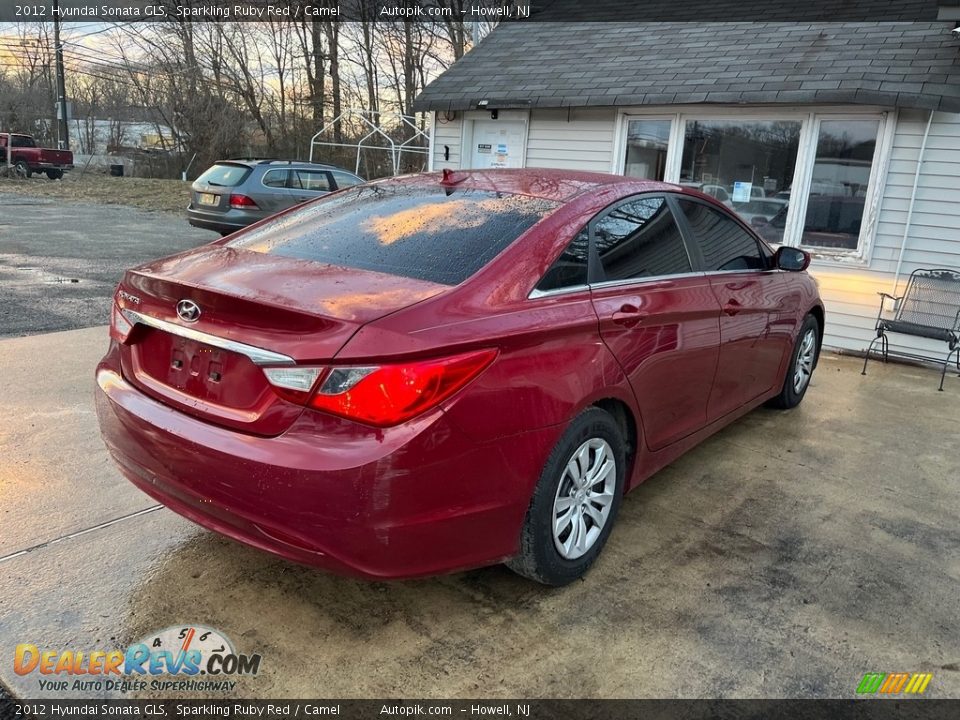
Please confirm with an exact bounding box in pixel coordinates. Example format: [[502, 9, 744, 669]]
[[1, 328, 958, 699], [0, 327, 157, 554]]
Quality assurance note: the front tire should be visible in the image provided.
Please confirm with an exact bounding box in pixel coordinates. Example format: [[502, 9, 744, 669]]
[[14, 161, 31, 179], [507, 407, 626, 586], [769, 313, 820, 409]]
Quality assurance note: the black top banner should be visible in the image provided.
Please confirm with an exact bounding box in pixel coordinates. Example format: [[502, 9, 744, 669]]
[[3, 700, 960, 720], [1, 0, 957, 23]]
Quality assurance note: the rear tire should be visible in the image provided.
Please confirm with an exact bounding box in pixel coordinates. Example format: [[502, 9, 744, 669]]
[[507, 407, 625, 586], [14, 161, 31, 179], [768, 313, 820, 409], [45, 169, 63, 180]]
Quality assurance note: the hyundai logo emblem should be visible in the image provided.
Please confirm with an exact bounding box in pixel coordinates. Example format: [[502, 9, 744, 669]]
[[176, 299, 201, 323]]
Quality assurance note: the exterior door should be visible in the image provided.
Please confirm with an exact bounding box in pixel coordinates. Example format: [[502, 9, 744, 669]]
[[588, 195, 722, 451], [256, 168, 294, 214], [673, 197, 792, 420], [470, 120, 525, 169]]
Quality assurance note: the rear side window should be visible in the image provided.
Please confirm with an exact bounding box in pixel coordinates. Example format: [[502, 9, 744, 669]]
[[293, 170, 332, 192], [228, 184, 559, 285], [537, 228, 589, 291], [262, 169, 289, 188], [677, 200, 767, 271], [331, 170, 363, 189], [196, 163, 251, 187], [595, 197, 691, 282]]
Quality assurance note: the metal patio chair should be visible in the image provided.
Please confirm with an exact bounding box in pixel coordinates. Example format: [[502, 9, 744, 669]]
[[861, 268, 960, 391]]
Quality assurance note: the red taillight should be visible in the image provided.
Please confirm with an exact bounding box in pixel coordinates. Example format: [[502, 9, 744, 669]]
[[262, 349, 497, 427], [229, 193, 259, 209]]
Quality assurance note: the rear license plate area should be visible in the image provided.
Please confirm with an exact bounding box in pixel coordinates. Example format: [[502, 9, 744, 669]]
[[130, 328, 269, 407], [198, 192, 218, 206]]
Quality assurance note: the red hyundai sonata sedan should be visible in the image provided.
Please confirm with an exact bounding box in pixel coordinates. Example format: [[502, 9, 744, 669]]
[[95, 169, 823, 586]]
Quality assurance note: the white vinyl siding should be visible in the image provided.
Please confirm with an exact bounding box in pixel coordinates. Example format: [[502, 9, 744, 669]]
[[869, 109, 960, 276], [525, 108, 617, 172], [431, 114, 462, 171]]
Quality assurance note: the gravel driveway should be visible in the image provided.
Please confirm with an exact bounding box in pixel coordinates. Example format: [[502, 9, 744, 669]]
[[0, 193, 212, 337]]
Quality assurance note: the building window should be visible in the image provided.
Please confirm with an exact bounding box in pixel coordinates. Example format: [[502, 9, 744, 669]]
[[619, 109, 890, 260], [624, 119, 671, 181], [680, 120, 801, 244], [799, 119, 881, 251]]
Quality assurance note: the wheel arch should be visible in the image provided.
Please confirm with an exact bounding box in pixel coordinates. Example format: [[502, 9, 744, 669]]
[[807, 303, 825, 366], [592, 397, 639, 490]]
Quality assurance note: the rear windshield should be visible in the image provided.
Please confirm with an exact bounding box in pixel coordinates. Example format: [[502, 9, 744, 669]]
[[227, 184, 559, 285], [196, 163, 251, 187]]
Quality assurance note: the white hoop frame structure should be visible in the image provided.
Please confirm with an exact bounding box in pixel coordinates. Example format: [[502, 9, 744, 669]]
[[309, 108, 430, 176]]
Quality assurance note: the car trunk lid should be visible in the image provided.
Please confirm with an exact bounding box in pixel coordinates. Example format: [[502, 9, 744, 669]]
[[116, 245, 448, 436]]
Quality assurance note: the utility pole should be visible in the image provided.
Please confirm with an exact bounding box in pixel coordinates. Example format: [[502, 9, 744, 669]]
[[53, 0, 69, 150]]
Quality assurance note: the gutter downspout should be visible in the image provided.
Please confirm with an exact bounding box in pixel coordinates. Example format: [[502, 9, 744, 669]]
[[891, 109, 934, 298]]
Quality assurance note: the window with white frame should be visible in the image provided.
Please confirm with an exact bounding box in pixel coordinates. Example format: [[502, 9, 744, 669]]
[[619, 109, 890, 259]]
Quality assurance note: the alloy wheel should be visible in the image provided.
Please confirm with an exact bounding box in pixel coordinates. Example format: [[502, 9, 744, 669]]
[[793, 328, 817, 393], [552, 438, 616, 560]]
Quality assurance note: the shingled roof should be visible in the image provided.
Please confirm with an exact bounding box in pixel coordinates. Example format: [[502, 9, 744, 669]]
[[414, 22, 960, 113]]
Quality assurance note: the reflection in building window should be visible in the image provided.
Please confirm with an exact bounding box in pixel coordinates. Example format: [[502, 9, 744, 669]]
[[624, 120, 671, 180], [681, 120, 801, 244], [800, 119, 880, 251]]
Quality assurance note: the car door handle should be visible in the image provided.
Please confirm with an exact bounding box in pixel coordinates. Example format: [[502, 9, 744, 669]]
[[612, 304, 647, 327], [723, 299, 742, 316]]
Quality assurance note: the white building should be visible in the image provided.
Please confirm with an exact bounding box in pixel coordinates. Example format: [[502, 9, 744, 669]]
[[415, 22, 960, 359]]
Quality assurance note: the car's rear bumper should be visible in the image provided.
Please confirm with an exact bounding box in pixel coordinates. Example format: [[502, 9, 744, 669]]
[[94, 343, 554, 579], [186, 207, 260, 234]]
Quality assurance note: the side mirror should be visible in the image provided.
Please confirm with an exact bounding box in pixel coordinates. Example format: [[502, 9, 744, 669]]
[[775, 246, 811, 272]]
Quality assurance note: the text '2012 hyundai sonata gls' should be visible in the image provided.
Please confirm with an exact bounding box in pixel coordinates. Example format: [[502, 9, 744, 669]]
[[96, 169, 824, 586]]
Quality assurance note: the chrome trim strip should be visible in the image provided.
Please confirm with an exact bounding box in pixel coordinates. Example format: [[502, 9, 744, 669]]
[[527, 272, 709, 299], [122, 310, 296, 366], [528, 284, 590, 300], [588, 271, 707, 291]]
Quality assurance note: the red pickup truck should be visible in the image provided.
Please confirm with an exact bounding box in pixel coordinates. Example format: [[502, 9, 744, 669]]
[[0, 133, 74, 180]]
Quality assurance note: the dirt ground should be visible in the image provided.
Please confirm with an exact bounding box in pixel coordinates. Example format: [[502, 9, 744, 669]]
[[0, 172, 191, 213]]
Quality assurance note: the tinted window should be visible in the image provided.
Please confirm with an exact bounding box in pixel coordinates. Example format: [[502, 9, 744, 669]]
[[331, 170, 362, 189], [595, 197, 691, 282], [677, 200, 766, 271], [10, 135, 36, 148], [537, 228, 589, 291], [229, 185, 558, 285], [293, 170, 331, 192], [262, 169, 289, 188], [196, 163, 251, 187]]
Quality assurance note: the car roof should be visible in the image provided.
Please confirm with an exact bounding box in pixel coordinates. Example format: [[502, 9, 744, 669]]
[[377, 168, 685, 203], [217, 158, 356, 173]]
